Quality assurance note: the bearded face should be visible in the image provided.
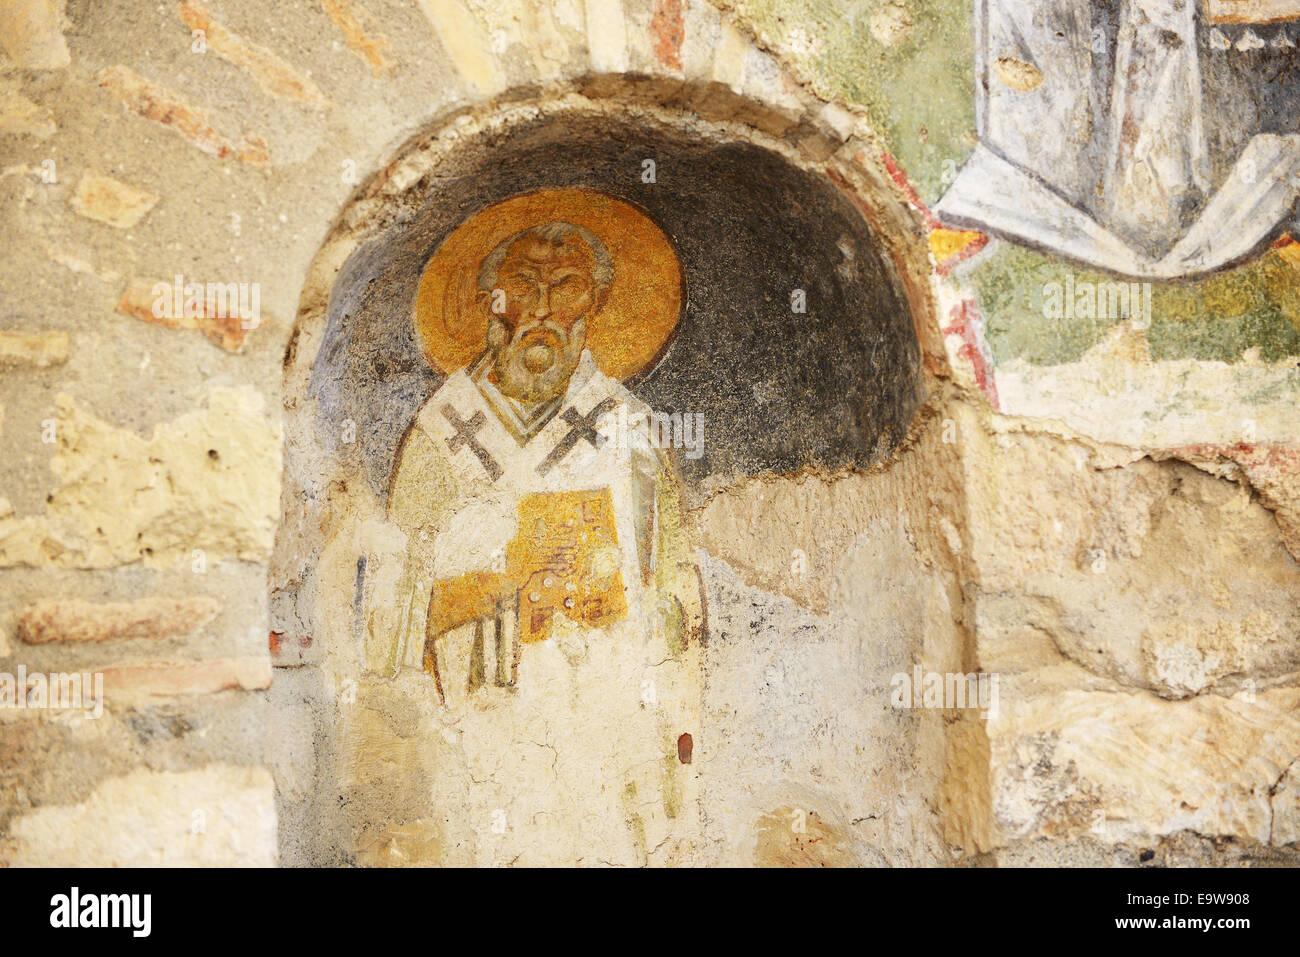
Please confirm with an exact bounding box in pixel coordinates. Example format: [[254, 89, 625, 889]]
[[489, 313, 588, 404], [483, 232, 605, 404]]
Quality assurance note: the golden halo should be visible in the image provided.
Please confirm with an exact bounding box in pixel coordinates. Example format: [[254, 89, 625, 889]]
[[413, 188, 683, 380]]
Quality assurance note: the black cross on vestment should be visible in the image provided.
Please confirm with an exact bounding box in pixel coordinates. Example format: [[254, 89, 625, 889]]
[[441, 404, 502, 481], [536, 397, 618, 476]]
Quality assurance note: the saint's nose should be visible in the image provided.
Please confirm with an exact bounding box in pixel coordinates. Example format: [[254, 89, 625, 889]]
[[530, 282, 552, 319]]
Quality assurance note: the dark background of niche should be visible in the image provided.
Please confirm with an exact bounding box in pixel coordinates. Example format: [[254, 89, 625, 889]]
[[309, 112, 923, 504]]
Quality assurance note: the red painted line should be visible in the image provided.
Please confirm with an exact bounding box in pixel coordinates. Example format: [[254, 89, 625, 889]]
[[650, 0, 685, 73], [881, 150, 942, 230], [942, 297, 1000, 410]]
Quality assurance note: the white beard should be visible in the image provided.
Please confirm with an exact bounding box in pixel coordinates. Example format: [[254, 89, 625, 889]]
[[490, 317, 586, 405]]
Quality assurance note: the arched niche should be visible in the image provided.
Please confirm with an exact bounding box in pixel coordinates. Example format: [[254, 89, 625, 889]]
[[271, 91, 936, 866]]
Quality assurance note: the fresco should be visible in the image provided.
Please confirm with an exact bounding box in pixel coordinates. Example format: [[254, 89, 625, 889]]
[[725, 0, 1300, 364], [936, 0, 1300, 278], [306, 114, 923, 504], [364, 189, 702, 689], [357, 189, 704, 864], [289, 112, 926, 865]]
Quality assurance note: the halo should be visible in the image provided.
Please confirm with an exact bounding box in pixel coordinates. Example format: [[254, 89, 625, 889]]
[[413, 188, 684, 381]]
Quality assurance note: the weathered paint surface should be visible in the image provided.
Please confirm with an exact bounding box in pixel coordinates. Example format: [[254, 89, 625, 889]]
[[0, 0, 1295, 870], [720, 0, 1300, 365]]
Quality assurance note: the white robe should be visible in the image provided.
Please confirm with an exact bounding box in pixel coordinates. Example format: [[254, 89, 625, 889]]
[[362, 350, 704, 866], [937, 0, 1300, 277]]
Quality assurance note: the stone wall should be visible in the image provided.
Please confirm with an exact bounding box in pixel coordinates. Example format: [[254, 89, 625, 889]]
[[0, 0, 1296, 867]]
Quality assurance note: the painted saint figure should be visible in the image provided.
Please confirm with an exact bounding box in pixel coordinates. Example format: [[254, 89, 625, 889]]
[[363, 203, 704, 866]]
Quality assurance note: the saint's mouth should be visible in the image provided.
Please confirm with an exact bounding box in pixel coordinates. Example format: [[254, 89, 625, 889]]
[[519, 326, 562, 348], [521, 342, 556, 372]]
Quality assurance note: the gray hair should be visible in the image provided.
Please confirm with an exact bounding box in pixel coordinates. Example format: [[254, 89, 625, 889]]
[[477, 221, 614, 293]]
